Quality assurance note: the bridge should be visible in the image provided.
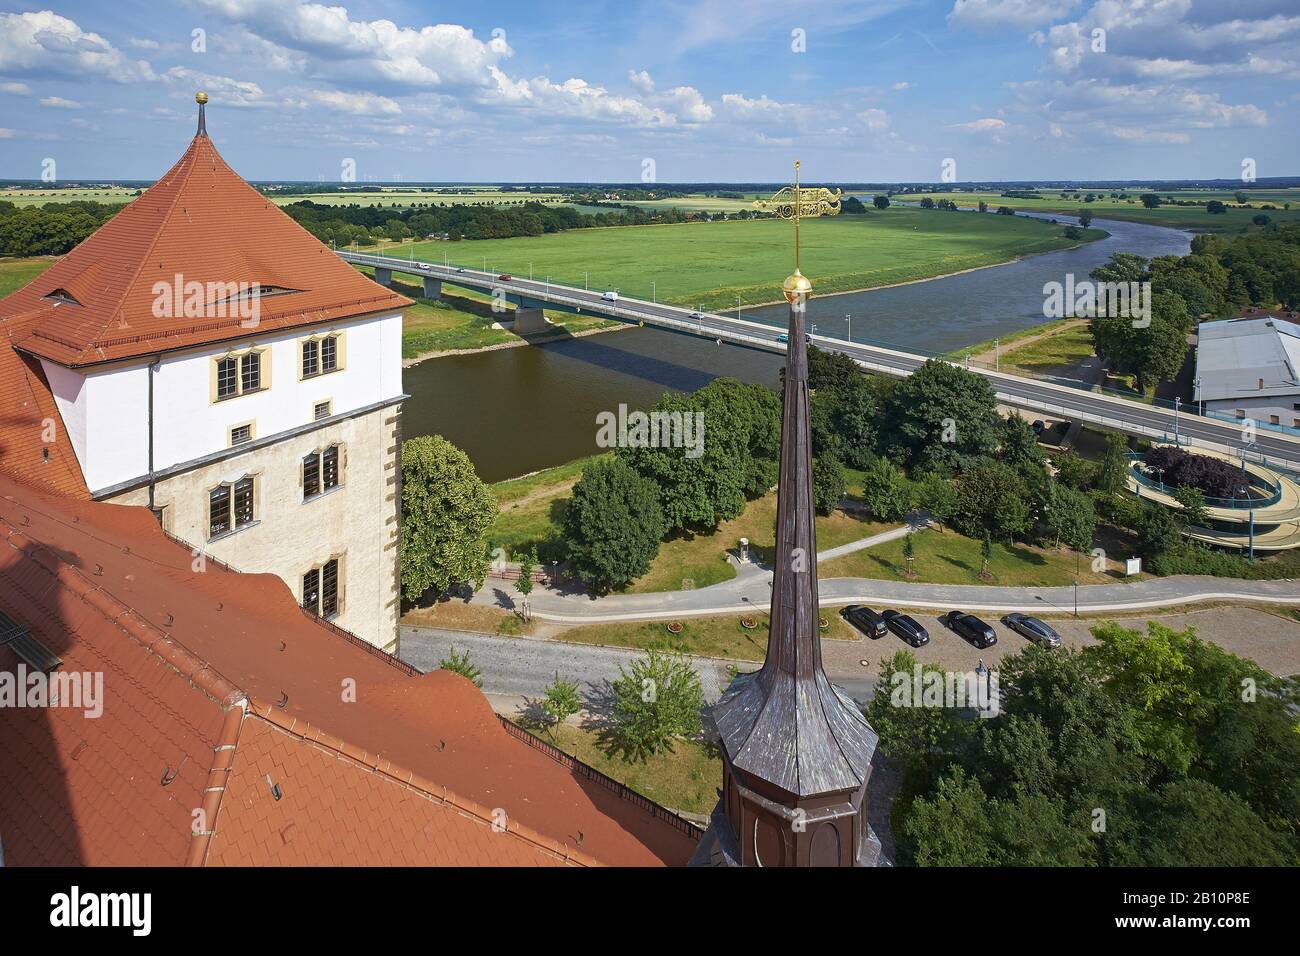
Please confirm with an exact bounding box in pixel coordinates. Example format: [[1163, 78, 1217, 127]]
[[340, 249, 1300, 474]]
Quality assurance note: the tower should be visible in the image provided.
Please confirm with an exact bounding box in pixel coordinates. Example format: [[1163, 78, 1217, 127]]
[[692, 163, 883, 867]]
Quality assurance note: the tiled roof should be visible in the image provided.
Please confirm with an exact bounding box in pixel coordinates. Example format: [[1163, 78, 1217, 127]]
[[0, 327, 89, 497], [0, 130, 410, 368], [0, 471, 698, 866]]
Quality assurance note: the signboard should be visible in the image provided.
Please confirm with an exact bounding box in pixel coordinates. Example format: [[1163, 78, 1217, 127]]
[[1125, 557, 1142, 576]]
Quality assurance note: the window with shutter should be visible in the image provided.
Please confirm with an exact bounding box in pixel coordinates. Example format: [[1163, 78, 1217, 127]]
[[302, 568, 320, 612], [233, 477, 255, 528], [321, 559, 339, 617], [303, 452, 320, 499], [323, 445, 339, 491], [209, 485, 231, 537]]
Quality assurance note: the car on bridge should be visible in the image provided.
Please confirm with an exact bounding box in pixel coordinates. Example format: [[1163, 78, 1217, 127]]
[[882, 610, 929, 647], [1002, 613, 1062, 647], [689, 311, 703, 320], [498, 273, 512, 281], [840, 605, 887, 640], [944, 611, 997, 649]]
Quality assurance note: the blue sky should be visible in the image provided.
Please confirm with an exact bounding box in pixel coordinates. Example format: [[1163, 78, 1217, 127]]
[[0, 0, 1297, 183]]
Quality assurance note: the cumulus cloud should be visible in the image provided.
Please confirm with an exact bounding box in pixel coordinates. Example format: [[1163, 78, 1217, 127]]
[[39, 95, 80, 108], [950, 117, 1007, 132], [0, 80, 29, 94], [948, 0, 1080, 32], [0, 11, 156, 83]]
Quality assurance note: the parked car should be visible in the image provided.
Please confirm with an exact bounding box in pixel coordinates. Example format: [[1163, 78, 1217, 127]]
[[945, 611, 997, 649], [498, 273, 512, 281], [841, 605, 887, 640], [1002, 613, 1062, 647], [882, 610, 929, 647], [1031, 419, 1045, 435], [601, 290, 620, 302]]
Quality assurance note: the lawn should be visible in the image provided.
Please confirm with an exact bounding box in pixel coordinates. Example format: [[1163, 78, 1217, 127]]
[[553, 611, 857, 663], [1, 187, 140, 207], [487, 456, 602, 561], [521, 722, 721, 815], [395, 207, 1105, 312], [0, 256, 54, 297], [1000, 321, 1096, 378], [896, 189, 1300, 234], [819, 526, 1123, 587]]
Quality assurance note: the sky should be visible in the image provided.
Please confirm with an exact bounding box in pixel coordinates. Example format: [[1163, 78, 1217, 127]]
[[0, 0, 1297, 183]]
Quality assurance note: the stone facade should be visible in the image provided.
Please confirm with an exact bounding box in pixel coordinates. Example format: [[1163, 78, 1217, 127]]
[[107, 402, 402, 652]]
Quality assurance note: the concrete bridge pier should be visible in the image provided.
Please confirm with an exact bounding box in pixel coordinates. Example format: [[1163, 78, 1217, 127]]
[[513, 307, 550, 334], [374, 266, 392, 287], [422, 277, 442, 300]]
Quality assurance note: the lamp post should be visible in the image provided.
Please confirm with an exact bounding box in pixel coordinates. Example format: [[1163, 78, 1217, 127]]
[[736, 295, 741, 320], [995, 337, 1000, 371], [1174, 395, 1181, 446], [584, 271, 588, 290], [1072, 579, 1079, 618], [846, 313, 851, 343], [652, 280, 656, 303]]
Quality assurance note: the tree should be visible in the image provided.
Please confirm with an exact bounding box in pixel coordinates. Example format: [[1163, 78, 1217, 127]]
[[1171, 485, 1209, 527], [981, 531, 993, 575], [841, 196, 867, 214], [611, 649, 704, 759], [563, 457, 667, 592], [438, 647, 483, 688], [1206, 200, 1227, 214], [953, 458, 1033, 541], [999, 414, 1045, 476], [1042, 483, 1096, 553], [912, 470, 958, 530], [540, 674, 582, 738], [1097, 432, 1130, 494], [1077, 208, 1094, 228], [1135, 503, 1184, 558], [515, 546, 537, 620], [859, 457, 912, 521], [1090, 251, 1148, 285], [883, 360, 1001, 472], [400, 435, 497, 602], [1052, 450, 1098, 491], [804, 347, 878, 468], [812, 453, 846, 516], [903, 532, 916, 575], [1091, 290, 1191, 393], [873, 194, 890, 209], [1140, 193, 1161, 208]]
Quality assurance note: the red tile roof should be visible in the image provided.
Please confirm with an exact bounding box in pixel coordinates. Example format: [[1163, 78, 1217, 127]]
[[0, 471, 699, 866], [0, 130, 410, 368]]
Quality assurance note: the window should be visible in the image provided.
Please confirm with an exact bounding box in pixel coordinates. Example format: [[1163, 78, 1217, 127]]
[[230, 423, 253, 446], [303, 558, 340, 618], [314, 400, 332, 421], [209, 477, 256, 539], [302, 333, 342, 379], [1270, 415, 1280, 425], [214, 348, 267, 402], [303, 445, 341, 500]]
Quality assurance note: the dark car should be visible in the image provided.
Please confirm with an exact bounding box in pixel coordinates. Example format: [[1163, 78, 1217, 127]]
[[946, 611, 997, 649], [841, 605, 888, 640], [1002, 613, 1062, 647], [881, 610, 929, 647]]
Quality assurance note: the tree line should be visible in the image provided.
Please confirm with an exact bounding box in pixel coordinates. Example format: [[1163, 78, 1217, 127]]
[[0, 200, 122, 257]]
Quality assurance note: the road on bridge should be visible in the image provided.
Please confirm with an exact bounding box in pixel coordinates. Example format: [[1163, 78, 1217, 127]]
[[343, 250, 1300, 473]]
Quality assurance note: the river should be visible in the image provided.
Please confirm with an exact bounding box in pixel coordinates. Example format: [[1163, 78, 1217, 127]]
[[401, 213, 1191, 482]]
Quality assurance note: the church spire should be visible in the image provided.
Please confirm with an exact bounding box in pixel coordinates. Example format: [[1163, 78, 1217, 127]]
[[195, 90, 208, 137], [692, 163, 882, 868]]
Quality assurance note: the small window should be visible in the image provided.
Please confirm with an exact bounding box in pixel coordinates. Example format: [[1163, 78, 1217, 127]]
[[303, 445, 341, 500], [240, 353, 261, 393], [321, 335, 338, 372], [302, 340, 319, 378], [216, 357, 237, 400], [303, 558, 340, 618], [1236, 409, 1246, 419], [314, 400, 332, 421], [230, 423, 253, 446], [1270, 415, 1280, 425], [209, 477, 256, 539], [302, 334, 341, 378]]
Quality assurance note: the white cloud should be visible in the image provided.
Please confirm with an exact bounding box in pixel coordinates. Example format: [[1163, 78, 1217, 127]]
[[0, 11, 156, 83], [0, 127, 13, 138], [1107, 126, 1191, 145], [859, 108, 890, 131], [303, 88, 402, 115], [950, 117, 1007, 132], [948, 0, 1079, 32], [128, 37, 160, 50], [164, 66, 272, 108], [892, 81, 911, 91], [0, 80, 28, 94], [627, 69, 654, 94], [39, 95, 80, 108]]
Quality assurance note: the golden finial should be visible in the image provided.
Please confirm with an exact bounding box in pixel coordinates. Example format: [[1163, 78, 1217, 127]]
[[195, 91, 208, 136], [195, 91, 208, 105], [754, 160, 842, 301]]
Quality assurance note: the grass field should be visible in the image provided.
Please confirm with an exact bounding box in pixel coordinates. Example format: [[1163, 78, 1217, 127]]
[[896, 189, 1300, 233], [395, 208, 1105, 312], [0, 256, 54, 297], [1, 187, 140, 206], [553, 611, 856, 662], [999, 321, 1096, 378], [487, 456, 601, 560]]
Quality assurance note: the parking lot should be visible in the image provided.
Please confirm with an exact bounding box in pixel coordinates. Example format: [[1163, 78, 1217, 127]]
[[821, 604, 1300, 680]]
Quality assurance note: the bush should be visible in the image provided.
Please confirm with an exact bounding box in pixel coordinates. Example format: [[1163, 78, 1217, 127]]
[[1144, 447, 1251, 500]]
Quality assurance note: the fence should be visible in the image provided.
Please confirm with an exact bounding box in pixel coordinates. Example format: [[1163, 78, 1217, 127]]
[[497, 716, 704, 841]]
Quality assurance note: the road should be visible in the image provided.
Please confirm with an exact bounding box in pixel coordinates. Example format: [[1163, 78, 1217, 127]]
[[342, 249, 1300, 473], [399, 625, 880, 707]]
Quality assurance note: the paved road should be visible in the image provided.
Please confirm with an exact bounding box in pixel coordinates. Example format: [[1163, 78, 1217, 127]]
[[400, 625, 880, 707], [343, 250, 1300, 473], [474, 567, 1300, 625]]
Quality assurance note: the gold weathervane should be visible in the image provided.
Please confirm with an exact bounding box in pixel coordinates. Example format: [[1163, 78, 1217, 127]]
[[753, 160, 842, 302]]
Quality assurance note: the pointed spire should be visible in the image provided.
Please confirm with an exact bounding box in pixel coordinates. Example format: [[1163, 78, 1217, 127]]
[[195, 91, 208, 137]]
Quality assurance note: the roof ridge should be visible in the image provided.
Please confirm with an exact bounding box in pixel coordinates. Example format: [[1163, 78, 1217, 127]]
[[243, 696, 602, 867]]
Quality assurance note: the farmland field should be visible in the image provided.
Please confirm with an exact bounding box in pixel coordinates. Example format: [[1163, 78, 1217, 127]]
[[395, 206, 1105, 311], [894, 188, 1300, 233]]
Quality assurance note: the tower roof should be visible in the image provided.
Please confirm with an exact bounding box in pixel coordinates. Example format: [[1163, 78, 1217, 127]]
[[0, 98, 410, 369], [711, 301, 877, 799]]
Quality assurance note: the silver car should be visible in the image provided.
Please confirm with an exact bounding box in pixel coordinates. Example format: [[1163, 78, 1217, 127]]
[[1002, 613, 1062, 647]]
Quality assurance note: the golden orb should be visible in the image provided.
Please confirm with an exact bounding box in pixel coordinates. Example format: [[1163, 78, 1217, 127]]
[[782, 269, 812, 303], [195, 91, 208, 105]]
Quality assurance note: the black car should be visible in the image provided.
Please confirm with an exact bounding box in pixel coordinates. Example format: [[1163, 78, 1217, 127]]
[[945, 611, 997, 649], [841, 605, 888, 639], [1002, 613, 1062, 647], [881, 610, 929, 647]]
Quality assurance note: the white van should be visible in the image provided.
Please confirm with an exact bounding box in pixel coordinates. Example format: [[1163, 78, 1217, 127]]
[[601, 290, 619, 302]]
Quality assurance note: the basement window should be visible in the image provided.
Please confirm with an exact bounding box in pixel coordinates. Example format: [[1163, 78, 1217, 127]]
[[314, 400, 332, 421], [0, 610, 61, 672]]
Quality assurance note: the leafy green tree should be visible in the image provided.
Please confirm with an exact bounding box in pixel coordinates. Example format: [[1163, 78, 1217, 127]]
[[865, 650, 969, 789], [902, 532, 916, 575], [400, 435, 497, 602], [1041, 483, 1097, 552], [1135, 503, 1184, 558], [515, 546, 537, 619], [1090, 251, 1148, 285], [872, 194, 890, 209], [804, 347, 878, 468], [953, 458, 1033, 541], [1171, 485, 1209, 526], [438, 647, 483, 688], [860, 458, 912, 521], [999, 414, 1045, 476], [541, 674, 582, 738], [1091, 289, 1191, 393], [563, 457, 667, 592], [883, 360, 1001, 472], [1096, 432, 1131, 495], [912, 470, 957, 530], [812, 453, 846, 516], [1052, 450, 1098, 491], [611, 649, 704, 759]]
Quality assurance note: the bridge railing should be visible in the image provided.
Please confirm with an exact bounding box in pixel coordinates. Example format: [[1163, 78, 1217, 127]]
[[1126, 452, 1284, 509]]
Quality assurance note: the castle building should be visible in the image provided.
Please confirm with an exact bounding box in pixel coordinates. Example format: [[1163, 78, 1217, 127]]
[[0, 94, 407, 651]]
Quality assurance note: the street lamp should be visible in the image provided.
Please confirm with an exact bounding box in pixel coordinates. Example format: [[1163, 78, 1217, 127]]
[[584, 271, 588, 290], [736, 295, 741, 320], [846, 313, 851, 343], [652, 280, 656, 303], [1072, 580, 1079, 618], [1174, 395, 1181, 446]]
